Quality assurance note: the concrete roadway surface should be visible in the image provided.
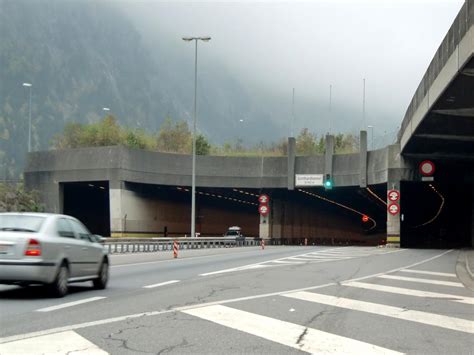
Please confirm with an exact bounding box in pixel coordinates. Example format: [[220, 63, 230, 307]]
[[0, 245, 473, 354]]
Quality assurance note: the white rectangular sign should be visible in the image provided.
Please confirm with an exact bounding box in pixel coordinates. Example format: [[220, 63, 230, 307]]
[[295, 174, 324, 187]]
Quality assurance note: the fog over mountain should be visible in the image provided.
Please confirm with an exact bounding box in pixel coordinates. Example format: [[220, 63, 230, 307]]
[[0, 0, 464, 177]]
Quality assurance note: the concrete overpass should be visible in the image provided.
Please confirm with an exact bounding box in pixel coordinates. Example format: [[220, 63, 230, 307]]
[[399, 0, 474, 161], [396, 0, 474, 248]]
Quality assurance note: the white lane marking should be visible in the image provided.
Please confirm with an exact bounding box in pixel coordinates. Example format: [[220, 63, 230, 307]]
[[271, 260, 305, 264], [400, 269, 457, 278], [0, 249, 453, 345], [143, 280, 180, 289], [344, 281, 474, 305], [285, 257, 317, 261], [199, 263, 270, 276], [183, 305, 402, 355], [304, 255, 353, 259], [36, 297, 106, 313], [0, 330, 108, 354], [378, 275, 464, 288], [283, 291, 474, 334]]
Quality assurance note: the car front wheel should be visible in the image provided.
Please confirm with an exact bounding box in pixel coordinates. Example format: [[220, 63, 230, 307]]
[[93, 259, 109, 290]]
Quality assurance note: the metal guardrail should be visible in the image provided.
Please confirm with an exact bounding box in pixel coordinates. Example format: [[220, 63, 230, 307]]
[[105, 238, 262, 254]]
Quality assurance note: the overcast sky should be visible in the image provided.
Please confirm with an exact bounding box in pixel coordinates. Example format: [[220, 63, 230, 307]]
[[120, 0, 464, 143]]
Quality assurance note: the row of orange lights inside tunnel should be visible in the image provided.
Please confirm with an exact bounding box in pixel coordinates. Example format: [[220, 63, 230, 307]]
[[176, 186, 376, 227]]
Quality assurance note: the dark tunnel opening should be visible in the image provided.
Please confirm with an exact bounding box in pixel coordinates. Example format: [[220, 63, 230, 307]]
[[62, 181, 110, 237]]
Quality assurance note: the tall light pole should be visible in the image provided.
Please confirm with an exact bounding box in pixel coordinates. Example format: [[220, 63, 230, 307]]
[[182, 36, 211, 238], [368, 125, 374, 150], [328, 84, 332, 134], [362, 78, 366, 129], [22, 83, 32, 152], [291, 88, 295, 137]]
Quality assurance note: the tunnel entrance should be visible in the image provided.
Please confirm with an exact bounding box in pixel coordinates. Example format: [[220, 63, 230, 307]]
[[400, 179, 472, 248], [62, 181, 110, 237]]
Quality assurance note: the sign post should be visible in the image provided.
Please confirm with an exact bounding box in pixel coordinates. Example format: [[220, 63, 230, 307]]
[[258, 194, 270, 239]]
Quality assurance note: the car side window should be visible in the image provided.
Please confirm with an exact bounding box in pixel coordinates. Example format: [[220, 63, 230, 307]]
[[69, 220, 92, 242], [57, 218, 76, 239]]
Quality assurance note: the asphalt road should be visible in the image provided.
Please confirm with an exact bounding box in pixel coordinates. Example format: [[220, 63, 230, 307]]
[[0, 246, 473, 354]]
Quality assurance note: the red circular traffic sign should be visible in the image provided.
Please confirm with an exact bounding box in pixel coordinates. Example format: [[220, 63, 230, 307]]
[[387, 190, 400, 202], [419, 160, 435, 176], [388, 203, 400, 216], [362, 215, 369, 223], [258, 205, 269, 216], [258, 194, 270, 205]]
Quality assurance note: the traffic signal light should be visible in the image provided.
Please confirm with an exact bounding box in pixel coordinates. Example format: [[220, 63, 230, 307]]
[[324, 174, 333, 189]]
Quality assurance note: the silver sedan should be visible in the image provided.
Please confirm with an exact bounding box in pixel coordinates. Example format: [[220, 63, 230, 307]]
[[0, 213, 109, 297]]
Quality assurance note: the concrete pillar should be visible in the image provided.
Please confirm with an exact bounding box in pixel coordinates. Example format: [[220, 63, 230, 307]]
[[359, 130, 368, 188], [386, 180, 401, 247], [287, 137, 296, 190], [259, 203, 271, 240], [325, 135, 334, 181], [109, 180, 124, 237]]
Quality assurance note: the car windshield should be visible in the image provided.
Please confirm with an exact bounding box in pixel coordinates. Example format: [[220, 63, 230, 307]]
[[0, 215, 45, 233], [225, 230, 240, 236]]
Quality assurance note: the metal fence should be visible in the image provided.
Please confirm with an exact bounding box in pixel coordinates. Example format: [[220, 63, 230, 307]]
[[105, 238, 263, 254], [399, 0, 473, 140]]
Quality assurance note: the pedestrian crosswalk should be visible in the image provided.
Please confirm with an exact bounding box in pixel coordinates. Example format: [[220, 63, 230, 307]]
[[2, 262, 473, 354], [191, 266, 474, 354], [200, 246, 404, 276]]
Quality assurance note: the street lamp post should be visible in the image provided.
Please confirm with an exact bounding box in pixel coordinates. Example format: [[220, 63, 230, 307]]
[[22, 83, 32, 152], [368, 125, 374, 150], [182, 36, 211, 238]]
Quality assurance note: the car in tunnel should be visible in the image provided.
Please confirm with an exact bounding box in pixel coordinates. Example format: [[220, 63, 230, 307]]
[[0, 212, 109, 297], [223, 226, 245, 240]]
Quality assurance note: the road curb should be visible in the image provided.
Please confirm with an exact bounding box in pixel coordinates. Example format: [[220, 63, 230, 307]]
[[465, 250, 474, 281]]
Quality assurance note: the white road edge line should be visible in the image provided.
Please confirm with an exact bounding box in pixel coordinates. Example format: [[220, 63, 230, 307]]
[[36, 297, 106, 313], [143, 280, 181, 289], [0, 249, 451, 345], [183, 305, 402, 355]]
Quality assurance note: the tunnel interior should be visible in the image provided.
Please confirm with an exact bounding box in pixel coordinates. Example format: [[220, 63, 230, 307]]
[[401, 162, 473, 248], [62, 181, 110, 237], [102, 182, 388, 244]]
